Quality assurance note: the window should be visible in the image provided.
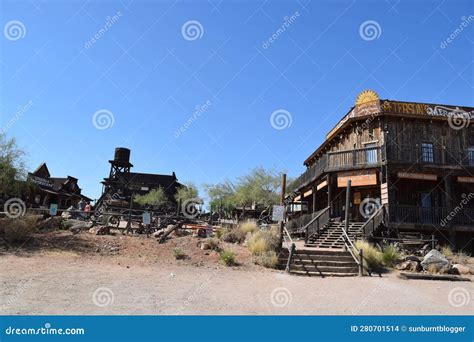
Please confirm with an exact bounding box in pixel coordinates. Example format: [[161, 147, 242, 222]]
[[365, 142, 378, 164], [468, 147, 474, 166], [421, 143, 434, 163]]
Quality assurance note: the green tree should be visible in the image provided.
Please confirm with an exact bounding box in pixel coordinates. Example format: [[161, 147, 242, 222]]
[[0, 133, 29, 199], [174, 183, 201, 204], [134, 187, 168, 207], [234, 167, 281, 207], [205, 181, 237, 212]]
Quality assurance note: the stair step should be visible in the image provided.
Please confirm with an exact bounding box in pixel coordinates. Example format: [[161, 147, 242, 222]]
[[288, 270, 359, 277]]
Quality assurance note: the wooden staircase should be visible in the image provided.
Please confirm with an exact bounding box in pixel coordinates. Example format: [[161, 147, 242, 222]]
[[277, 248, 359, 277], [305, 220, 365, 249]]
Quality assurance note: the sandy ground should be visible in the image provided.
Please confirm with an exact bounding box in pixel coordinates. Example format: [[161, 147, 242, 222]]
[[0, 231, 473, 315]]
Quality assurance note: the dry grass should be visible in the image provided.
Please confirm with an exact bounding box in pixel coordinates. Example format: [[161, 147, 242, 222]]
[[381, 245, 401, 267], [253, 251, 278, 269], [441, 245, 453, 257], [0, 216, 38, 244], [239, 221, 258, 234], [247, 228, 279, 255], [220, 228, 247, 244], [355, 240, 383, 271]]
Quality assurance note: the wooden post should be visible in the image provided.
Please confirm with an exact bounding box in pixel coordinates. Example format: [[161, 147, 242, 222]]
[[327, 174, 332, 216], [431, 235, 436, 249], [312, 184, 317, 213], [285, 243, 296, 273], [358, 249, 364, 277], [344, 180, 351, 232], [125, 192, 134, 235], [279, 174, 287, 248]]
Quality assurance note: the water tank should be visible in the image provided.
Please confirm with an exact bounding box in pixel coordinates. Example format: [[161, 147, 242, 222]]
[[113, 147, 132, 167]]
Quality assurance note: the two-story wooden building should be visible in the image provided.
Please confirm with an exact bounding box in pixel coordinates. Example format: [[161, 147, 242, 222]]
[[289, 90, 474, 252]]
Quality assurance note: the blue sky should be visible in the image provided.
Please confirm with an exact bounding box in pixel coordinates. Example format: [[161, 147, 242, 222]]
[[1, 0, 473, 201]]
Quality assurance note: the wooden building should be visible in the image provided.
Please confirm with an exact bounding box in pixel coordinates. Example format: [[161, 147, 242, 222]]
[[26, 163, 91, 208], [289, 90, 474, 252], [95, 147, 183, 211]]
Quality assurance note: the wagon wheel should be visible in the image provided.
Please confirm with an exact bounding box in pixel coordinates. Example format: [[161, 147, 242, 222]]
[[107, 215, 121, 228]]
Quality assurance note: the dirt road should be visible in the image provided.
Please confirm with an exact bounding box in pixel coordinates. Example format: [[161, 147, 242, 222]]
[[1, 250, 472, 315]]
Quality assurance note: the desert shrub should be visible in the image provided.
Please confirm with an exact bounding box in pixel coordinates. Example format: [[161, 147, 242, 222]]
[[214, 229, 224, 239], [172, 248, 187, 260], [355, 240, 383, 271], [0, 216, 38, 244], [239, 221, 258, 234], [219, 249, 236, 266], [221, 228, 246, 244], [441, 245, 453, 257], [253, 251, 278, 269], [450, 251, 470, 265], [381, 245, 400, 267], [248, 228, 279, 255]]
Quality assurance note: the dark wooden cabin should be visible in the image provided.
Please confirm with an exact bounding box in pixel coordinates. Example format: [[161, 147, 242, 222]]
[[26, 163, 91, 208]]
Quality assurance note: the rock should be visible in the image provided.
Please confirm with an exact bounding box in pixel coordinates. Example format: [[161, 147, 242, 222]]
[[420, 249, 450, 272], [452, 264, 471, 275], [69, 221, 92, 234], [405, 255, 420, 262], [88, 226, 110, 235], [396, 260, 421, 272], [37, 217, 63, 230]]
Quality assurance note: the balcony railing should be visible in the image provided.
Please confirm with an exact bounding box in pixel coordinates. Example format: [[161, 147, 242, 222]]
[[389, 205, 474, 227], [290, 146, 382, 191], [327, 146, 383, 171], [291, 144, 474, 192], [387, 145, 474, 167]]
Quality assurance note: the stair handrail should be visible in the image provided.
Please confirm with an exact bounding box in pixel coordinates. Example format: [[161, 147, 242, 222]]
[[282, 226, 296, 273], [303, 206, 330, 243], [360, 205, 386, 238], [339, 223, 372, 276]]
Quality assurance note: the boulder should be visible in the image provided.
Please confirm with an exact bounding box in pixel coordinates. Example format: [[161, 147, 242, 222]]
[[69, 221, 92, 234], [37, 217, 63, 230], [396, 260, 421, 272], [452, 264, 472, 275], [420, 249, 450, 272]]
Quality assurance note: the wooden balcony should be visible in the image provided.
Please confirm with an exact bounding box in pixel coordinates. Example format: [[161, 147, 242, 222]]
[[291, 146, 383, 191], [389, 205, 474, 228], [291, 143, 474, 192], [387, 144, 474, 167]]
